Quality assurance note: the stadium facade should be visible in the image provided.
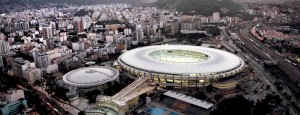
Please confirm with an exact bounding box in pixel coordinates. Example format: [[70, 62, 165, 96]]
[[118, 45, 245, 87]]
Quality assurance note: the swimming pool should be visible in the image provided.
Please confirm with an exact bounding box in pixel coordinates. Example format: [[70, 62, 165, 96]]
[[146, 106, 167, 115], [169, 112, 179, 115]]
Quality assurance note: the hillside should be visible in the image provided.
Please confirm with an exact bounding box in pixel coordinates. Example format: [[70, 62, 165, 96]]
[[154, 0, 242, 16], [0, 0, 134, 6], [0, 0, 134, 7], [233, 0, 300, 4], [0, 0, 135, 13]]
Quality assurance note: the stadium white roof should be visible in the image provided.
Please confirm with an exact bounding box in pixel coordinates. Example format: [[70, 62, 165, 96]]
[[119, 45, 244, 77], [164, 91, 214, 109], [63, 66, 119, 87]]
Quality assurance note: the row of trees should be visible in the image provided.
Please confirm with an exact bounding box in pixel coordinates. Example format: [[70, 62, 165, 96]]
[[24, 90, 52, 114], [85, 78, 135, 104], [210, 94, 287, 115], [154, 0, 241, 16]]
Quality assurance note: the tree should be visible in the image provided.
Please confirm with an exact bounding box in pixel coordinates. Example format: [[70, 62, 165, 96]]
[[206, 84, 213, 93], [40, 104, 50, 114], [159, 94, 166, 101], [203, 26, 221, 36], [195, 91, 207, 100], [54, 87, 68, 101], [210, 95, 252, 115], [106, 82, 112, 87], [155, 83, 160, 90], [18, 104, 26, 114], [78, 111, 86, 115], [86, 89, 101, 104], [139, 93, 147, 101], [266, 85, 270, 90], [214, 94, 223, 102], [34, 79, 43, 87]]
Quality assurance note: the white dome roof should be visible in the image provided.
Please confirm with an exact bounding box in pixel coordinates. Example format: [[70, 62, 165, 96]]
[[118, 45, 245, 77], [63, 66, 119, 87]]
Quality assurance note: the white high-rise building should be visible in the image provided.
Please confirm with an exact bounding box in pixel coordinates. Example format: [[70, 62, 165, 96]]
[[0, 40, 10, 54], [4, 90, 25, 103], [0, 33, 4, 40], [145, 25, 151, 36], [212, 12, 220, 22], [132, 29, 144, 43], [72, 42, 85, 51], [106, 35, 114, 42], [171, 21, 180, 34], [124, 28, 132, 36], [136, 24, 142, 29], [0, 56, 4, 67], [25, 67, 42, 83], [12, 58, 33, 79], [34, 53, 51, 68], [42, 26, 53, 39]]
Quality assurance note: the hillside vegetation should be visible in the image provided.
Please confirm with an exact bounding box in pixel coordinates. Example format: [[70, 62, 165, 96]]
[[154, 0, 242, 16], [0, 0, 134, 7]]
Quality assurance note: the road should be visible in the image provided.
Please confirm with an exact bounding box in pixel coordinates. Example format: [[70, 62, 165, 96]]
[[221, 23, 300, 114], [15, 78, 76, 115], [233, 21, 300, 97], [237, 21, 300, 82], [33, 88, 67, 115]]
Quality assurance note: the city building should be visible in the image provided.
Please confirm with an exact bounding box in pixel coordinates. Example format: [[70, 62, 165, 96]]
[[74, 20, 83, 33], [12, 57, 41, 83], [72, 42, 85, 51], [159, 91, 214, 115], [144, 25, 151, 36], [106, 35, 114, 42], [0, 33, 5, 40], [212, 12, 220, 22], [34, 53, 51, 68], [12, 58, 34, 79], [201, 17, 209, 23], [42, 26, 53, 39], [0, 56, 5, 67], [171, 21, 180, 34], [0, 40, 10, 54], [25, 67, 42, 83], [73, 16, 91, 33], [132, 29, 144, 43], [181, 21, 196, 31], [118, 45, 245, 87], [0, 90, 28, 115], [14, 21, 29, 31], [124, 28, 132, 36]]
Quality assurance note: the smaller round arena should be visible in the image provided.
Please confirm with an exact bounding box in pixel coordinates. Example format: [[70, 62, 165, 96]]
[[63, 66, 119, 94]]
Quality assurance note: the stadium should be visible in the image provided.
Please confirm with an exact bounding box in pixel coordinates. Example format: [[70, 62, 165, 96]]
[[62, 66, 119, 96], [117, 45, 245, 87]]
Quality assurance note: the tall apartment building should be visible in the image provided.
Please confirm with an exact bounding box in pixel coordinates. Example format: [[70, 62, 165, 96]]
[[0, 40, 10, 54], [171, 21, 180, 34], [212, 12, 220, 22], [181, 21, 196, 31], [34, 53, 51, 68], [132, 29, 144, 43], [25, 67, 42, 83], [12, 58, 34, 79], [42, 26, 53, 39]]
